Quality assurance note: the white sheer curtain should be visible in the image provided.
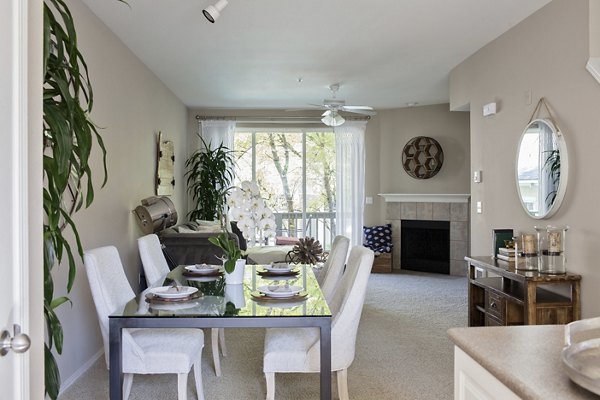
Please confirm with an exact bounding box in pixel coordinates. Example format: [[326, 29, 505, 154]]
[[335, 121, 367, 247], [200, 120, 236, 150]]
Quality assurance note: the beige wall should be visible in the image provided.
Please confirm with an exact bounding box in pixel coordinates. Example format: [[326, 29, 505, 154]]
[[450, 0, 600, 317], [591, 0, 600, 56], [375, 104, 471, 222], [55, 1, 188, 386]]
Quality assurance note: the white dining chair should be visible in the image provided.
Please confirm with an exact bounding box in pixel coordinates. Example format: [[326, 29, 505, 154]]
[[137, 233, 227, 376], [263, 245, 374, 400], [318, 235, 350, 304], [84, 246, 205, 400]]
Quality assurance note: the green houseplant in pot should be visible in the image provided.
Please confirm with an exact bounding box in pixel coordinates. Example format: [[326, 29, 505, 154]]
[[43, 0, 126, 397], [208, 232, 246, 285], [185, 136, 235, 222]]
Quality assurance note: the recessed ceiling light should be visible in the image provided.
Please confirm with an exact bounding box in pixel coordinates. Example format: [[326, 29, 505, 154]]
[[406, 102, 419, 107]]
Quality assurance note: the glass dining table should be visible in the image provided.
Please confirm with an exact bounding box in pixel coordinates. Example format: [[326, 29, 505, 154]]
[[109, 264, 332, 399]]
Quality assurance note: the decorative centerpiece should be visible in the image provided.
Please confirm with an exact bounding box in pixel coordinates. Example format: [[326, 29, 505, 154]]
[[286, 237, 324, 264], [515, 233, 538, 271], [208, 232, 246, 284], [535, 225, 568, 274], [227, 181, 277, 245]]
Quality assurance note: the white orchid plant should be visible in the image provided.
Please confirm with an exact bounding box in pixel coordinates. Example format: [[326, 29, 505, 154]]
[[227, 181, 277, 244]]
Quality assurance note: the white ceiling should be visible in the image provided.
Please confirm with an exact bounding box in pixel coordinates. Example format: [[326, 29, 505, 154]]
[[81, 0, 551, 110]]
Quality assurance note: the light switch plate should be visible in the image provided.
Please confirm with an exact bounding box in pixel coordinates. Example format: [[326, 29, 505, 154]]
[[483, 102, 497, 116], [473, 170, 482, 183], [476, 201, 483, 214], [365, 196, 373, 205]]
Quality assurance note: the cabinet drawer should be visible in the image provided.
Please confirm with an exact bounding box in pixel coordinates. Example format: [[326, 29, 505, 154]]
[[485, 291, 505, 320], [485, 314, 504, 326]]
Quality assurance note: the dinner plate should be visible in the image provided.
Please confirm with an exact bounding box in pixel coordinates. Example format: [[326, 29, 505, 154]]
[[257, 285, 302, 298], [185, 264, 221, 275], [263, 263, 294, 273], [149, 286, 198, 299]]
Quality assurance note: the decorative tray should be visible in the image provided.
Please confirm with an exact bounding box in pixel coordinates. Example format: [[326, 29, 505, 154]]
[[562, 317, 600, 396]]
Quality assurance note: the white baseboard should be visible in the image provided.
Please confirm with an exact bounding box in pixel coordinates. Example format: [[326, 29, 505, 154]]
[[59, 348, 104, 395], [587, 57, 600, 84]]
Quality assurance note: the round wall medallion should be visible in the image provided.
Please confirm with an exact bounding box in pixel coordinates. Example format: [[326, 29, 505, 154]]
[[401, 136, 444, 179]]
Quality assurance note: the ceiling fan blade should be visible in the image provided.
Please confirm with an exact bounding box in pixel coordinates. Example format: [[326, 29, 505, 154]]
[[285, 107, 318, 112], [322, 110, 333, 117], [308, 103, 329, 109], [341, 107, 377, 116], [343, 105, 374, 110]]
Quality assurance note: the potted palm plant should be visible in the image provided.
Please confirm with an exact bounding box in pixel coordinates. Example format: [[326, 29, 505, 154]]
[[208, 232, 246, 285], [185, 136, 235, 222]]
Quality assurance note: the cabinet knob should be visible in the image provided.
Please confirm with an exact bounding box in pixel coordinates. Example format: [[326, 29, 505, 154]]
[[490, 301, 497, 309]]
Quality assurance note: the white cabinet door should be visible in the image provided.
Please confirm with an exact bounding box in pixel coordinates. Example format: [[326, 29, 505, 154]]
[[454, 347, 521, 400]]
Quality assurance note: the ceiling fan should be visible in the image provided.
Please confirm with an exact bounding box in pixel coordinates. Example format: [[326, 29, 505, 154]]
[[304, 84, 377, 127]]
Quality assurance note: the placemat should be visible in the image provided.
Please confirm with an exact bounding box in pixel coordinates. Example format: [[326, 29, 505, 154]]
[[145, 290, 203, 304]]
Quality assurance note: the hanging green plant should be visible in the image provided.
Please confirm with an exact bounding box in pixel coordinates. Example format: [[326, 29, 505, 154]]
[[42, 0, 125, 397]]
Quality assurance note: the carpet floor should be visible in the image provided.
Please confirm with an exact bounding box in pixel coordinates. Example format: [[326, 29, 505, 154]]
[[58, 271, 467, 400]]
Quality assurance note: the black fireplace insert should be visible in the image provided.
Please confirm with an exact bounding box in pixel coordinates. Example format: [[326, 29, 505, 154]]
[[401, 219, 450, 274]]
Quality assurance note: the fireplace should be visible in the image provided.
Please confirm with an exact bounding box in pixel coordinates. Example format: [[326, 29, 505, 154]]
[[401, 219, 450, 274]]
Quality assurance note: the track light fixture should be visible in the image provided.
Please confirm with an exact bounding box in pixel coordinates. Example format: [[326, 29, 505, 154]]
[[203, 0, 229, 23], [321, 110, 345, 127]]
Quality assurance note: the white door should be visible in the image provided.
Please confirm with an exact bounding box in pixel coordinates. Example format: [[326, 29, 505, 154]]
[[0, 0, 44, 398]]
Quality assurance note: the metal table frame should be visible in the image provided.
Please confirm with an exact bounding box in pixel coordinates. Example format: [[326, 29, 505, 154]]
[[108, 284, 332, 399]]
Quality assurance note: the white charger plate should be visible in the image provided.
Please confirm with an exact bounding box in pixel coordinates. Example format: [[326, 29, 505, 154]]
[[257, 285, 302, 298], [185, 264, 221, 275], [149, 286, 198, 299], [263, 263, 293, 273]]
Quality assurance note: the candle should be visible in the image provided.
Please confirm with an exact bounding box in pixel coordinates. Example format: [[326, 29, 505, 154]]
[[523, 234, 536, 254], [548, 231, 562, 253]]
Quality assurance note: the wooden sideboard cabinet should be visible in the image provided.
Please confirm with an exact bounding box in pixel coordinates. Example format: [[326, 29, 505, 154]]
[[466, 256, 581, 326]]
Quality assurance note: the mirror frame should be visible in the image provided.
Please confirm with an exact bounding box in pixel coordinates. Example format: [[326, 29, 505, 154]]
[[515, 118, 569, 219]]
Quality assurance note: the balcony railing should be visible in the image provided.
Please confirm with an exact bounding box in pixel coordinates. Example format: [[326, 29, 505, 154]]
[[273, 211, 336, 250]]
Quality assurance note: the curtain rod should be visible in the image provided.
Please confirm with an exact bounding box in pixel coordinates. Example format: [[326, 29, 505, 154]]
[[195, 115, 370, 123]]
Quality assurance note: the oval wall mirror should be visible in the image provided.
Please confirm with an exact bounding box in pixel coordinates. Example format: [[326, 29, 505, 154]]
[[515, 118, 568, 219]]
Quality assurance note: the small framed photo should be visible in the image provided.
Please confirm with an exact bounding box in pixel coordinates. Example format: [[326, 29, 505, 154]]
[[492, 229, 514, 258]]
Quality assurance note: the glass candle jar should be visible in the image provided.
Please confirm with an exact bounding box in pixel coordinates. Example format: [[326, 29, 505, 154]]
[[515, 233, 538, 271], [535, 226, 568, 274]]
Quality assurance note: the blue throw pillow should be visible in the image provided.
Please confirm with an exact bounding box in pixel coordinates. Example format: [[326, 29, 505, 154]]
[[363, 224, 393, 255]]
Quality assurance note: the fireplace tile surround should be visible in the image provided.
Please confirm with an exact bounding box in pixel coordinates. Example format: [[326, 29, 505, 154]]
[[380, 194, 470, 276]]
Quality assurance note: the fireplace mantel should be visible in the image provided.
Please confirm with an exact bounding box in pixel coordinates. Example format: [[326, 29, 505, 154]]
[[378, 193, 470, 203]]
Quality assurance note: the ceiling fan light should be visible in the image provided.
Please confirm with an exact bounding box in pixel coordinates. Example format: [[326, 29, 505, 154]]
[[321, 112, 345, 127], [203, 0, 228, 23]]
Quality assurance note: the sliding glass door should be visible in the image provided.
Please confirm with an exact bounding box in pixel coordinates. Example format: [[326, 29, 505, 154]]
[[233, 128, 336, 249]]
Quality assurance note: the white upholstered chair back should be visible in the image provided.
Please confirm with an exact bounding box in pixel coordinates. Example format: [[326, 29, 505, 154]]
[[137, 233, 226, 377], [263, 245, 374, 374], [138, 234, 170, 287], [319, 235, 350, 303], [83, 246, 141, 367], [322, 245, 373, 369]]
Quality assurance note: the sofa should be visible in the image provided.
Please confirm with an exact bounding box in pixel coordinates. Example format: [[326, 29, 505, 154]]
[[157, 221, 239, 267]]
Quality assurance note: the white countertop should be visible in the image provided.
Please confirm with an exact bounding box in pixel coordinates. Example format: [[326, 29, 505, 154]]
[[448, 325, 599, 400]]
